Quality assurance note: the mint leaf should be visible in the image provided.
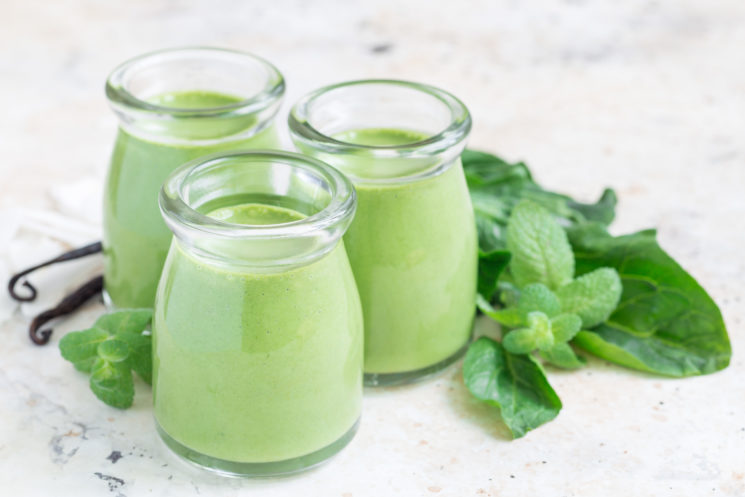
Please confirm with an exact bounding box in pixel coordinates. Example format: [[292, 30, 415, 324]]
[[526, 312, 553, 351], [98, 338, 130, 363], [502, 327, 538, 354], [59, 309, 153, 408], [90, 357, 134, 409], [557, 267, 622, 327], [541, 343, 585, 370], [568, 224, 730, 377], [503, 311, 554, 354], [463, 337, 562, 438], [517, 283, 561, 317], [118, 332, 152, 385], [506, 200, 574, 290], [550, 313, 582, 343], [95, 309, 153, 335], [59, 328, 110, 373]]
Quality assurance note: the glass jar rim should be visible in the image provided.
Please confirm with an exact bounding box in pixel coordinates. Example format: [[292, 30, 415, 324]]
[[159, 150, 356, 241], [288, 79, 471, 157], [105, 47, 285, 117]]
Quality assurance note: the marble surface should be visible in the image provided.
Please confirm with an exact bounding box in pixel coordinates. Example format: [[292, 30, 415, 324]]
[[1, 0, 744, 495]]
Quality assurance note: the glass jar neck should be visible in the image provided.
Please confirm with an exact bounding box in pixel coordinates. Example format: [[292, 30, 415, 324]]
[[159, 151, 356, 271], [288, 79, 471, 184], [106, 47, 285, 146]]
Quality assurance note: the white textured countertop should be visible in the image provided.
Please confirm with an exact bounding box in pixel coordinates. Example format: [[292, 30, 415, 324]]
[[1, 1, 744, 495]]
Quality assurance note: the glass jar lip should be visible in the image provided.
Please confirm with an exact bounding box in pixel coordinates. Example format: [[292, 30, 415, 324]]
[[159, 150, 356, 241], [288, 79, 472, 156], [105, 47, 285, 117]]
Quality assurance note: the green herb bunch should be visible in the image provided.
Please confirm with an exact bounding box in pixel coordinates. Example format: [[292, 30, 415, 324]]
[[462, 150, 731, 438], [59, 309, 153, 408]]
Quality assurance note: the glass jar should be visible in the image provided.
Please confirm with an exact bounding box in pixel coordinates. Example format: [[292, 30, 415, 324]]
[[154, 150, 362, 476], [289, 80, 477, 386], [103, 47, 284, 309]]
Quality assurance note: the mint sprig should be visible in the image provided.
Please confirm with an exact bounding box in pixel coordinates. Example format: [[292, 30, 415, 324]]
[[465, 199, 622, 437], [490, 201, 622, 370], [59, 309, 152, 409], [463, 149, 730, 439]]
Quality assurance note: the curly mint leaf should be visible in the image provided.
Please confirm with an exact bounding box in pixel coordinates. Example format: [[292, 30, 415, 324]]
[[506, 200, 574, 290], [118, 332, 152, 385], [557, 267, 622, 328], [541, 342, 585, 370], [550, 313, 582, 343], [569, 224, 730, 376], [502, 327, 538, 354], [463, 337, 562, 438], [97, 338, 130, 363], [89, 357, 134, 409], [59, 327, 110, 373], [517, 283, 561, 318], [59, 309, 153, 407], [526, 312, 554, 351], [95, 309, 153, 335]]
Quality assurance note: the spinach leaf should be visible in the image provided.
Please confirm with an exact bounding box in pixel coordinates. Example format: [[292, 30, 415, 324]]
[[568, 224, 731, 377], [477, 249, 511, 300], [463, 337, 562, 438], [463, 149, 617, 254]]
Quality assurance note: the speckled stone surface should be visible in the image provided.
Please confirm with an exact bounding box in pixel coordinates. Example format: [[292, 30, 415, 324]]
[[1, 1, 744, 495]]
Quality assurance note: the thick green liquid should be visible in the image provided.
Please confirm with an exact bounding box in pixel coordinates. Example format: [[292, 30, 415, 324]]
[[103, 91, 279, 308], [153, 203, 363, 463], [333, 128, 478, 375]]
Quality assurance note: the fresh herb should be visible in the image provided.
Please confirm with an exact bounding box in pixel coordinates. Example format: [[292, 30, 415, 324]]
[[462, 150, 730, 438], [463, 336, 562, 439], [463, 149, 617, 255], [59, 309, 152, 409]]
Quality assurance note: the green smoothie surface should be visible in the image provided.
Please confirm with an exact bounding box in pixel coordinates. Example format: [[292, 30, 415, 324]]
[[148, 90, 244, 109], [334, 127, 429, 147], [207, 203, 304, 225]]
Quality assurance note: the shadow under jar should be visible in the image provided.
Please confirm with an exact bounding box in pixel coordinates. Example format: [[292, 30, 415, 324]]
[[154, 151, 363, 477], [289, 80, 477, 386], [103, 47, 284, 309]]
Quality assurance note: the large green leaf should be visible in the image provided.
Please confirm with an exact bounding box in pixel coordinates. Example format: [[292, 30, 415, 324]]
[[463, 337, 562, 438], [477, 250, 511, 300], [463, 149, 616, 254], [568, 224, 730, 377]]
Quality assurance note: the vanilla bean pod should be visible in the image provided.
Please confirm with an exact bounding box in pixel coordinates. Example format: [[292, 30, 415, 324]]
[[7, 241, 102, 302], [29, 275, 103, 345]]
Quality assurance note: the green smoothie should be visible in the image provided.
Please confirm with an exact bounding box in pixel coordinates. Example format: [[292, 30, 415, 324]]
[[153, 203, 363, 463], [103, 91, 279, 309], [333, 128, 478, 375]]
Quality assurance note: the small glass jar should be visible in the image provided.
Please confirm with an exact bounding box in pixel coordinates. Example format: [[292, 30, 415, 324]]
[[103, 47, 284, 309], [154, 150, 362, 477], [289, 80, 477, 386]]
